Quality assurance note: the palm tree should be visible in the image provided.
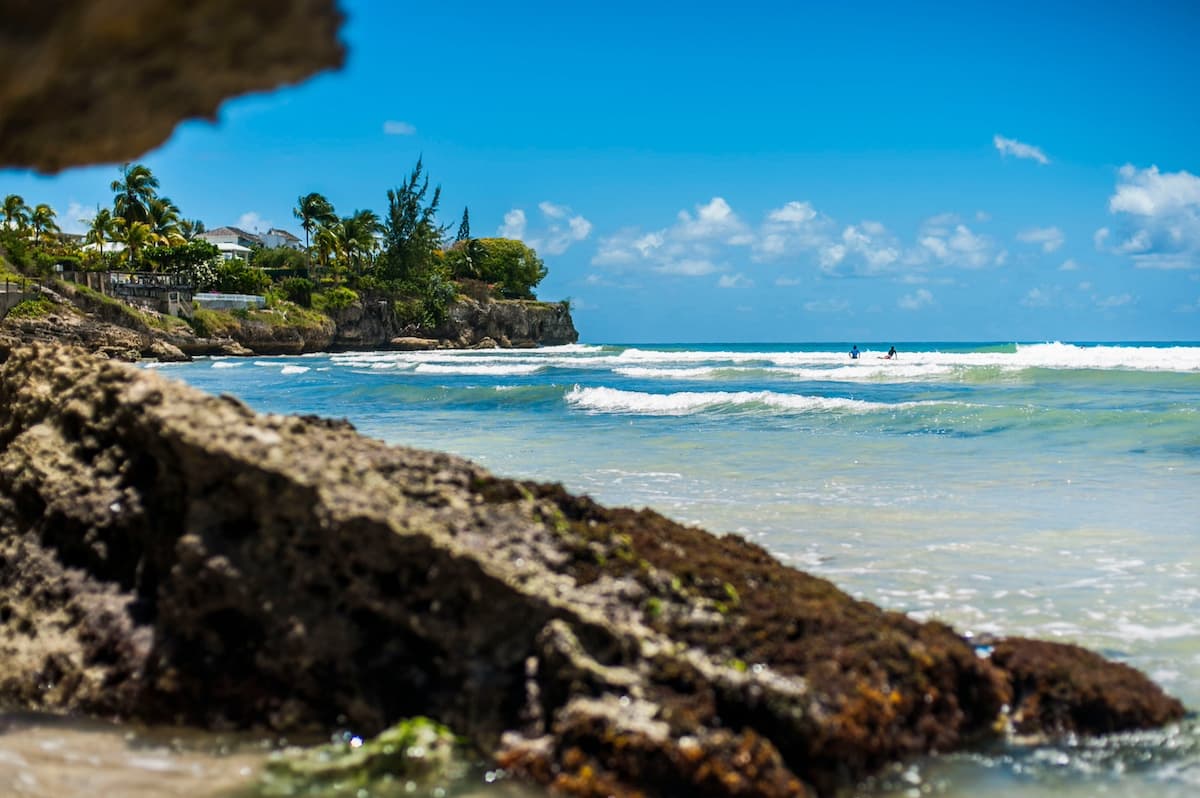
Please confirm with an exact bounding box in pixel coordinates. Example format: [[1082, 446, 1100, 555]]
[[147, 196, 183, 245], [111, 163, 160, 224], [115, 219, 154, 266], [179, 219, 206, 240], [314, 223, 342, 280], [85, 207, 115, 251], [3, 194, 30, 231], [337, 209, 383, 275], [29, 203, 60, 245], [293, 192, 336, 268]]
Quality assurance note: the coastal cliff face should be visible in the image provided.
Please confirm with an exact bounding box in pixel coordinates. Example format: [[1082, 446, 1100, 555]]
[[0, 288, 579, 359], [0, 343, 1183, 797], [431, 298, 578, 347]]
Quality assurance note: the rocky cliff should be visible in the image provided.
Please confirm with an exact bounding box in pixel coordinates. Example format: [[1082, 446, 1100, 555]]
[[0, 343, 1183, 797], [331, 296, 578, 350], [0, 287, 580, 360]]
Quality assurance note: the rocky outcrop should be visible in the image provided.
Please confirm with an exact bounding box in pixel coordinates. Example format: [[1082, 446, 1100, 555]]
[[0, 0, 344, 172], [333, 297, 579, 350], [0, 304, 188, 362], [431, 298, 579, 347], [6, 284, 575, 357], [0, 343, 1184, 797]]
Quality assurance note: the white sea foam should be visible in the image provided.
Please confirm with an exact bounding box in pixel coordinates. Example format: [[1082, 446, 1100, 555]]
[[413, 363, 544, 376], [211, 361, 243, 369], [600, 343, 1200, 373], [280, 365, 310, 375], [613, 363, 955, 382], [564, 385, 929, 415]]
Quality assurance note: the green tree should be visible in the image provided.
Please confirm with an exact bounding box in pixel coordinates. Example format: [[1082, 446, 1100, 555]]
[[110, 163, 160, 224], [473, 238, 547, 299], [3, 194, 30, 231], [455, 206, 470, 243], [179, 218, 207, 240], [29, 203, 59, 245], [378, 157, 445, 283], [147, 196, 183, 245], [85, 207, 115, 250], [293, 192, 337, 268], [142, 240, 220, 276], [337, 209, 383, 275], [115, 219, 154, 265]]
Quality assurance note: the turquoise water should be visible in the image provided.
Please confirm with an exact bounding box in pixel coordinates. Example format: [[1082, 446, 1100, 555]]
[[151, 341, 1200, 796]]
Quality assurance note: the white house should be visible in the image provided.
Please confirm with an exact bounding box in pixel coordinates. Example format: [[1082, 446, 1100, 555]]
[[212, 241, 253, 261], [261, 227, 303, 249], [197, 226, 263, 249]]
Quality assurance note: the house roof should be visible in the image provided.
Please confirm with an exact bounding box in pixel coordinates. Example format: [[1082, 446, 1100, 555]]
[[266, 227, 301, 241], [201, 226, 263, 242]]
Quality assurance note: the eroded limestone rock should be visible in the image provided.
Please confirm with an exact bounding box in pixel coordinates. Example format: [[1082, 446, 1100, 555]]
[[0, 343, 1185, 797], [0, 0, 344, 172]]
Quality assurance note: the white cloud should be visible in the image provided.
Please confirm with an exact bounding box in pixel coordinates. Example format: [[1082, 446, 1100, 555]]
[[1017, 226, 1065, 253], [657, 258, 717, 276], [1109, 164, 1200, 216], [383, 120, 416, 135], [539, 201, 567, 219], [767, 201, 818, 224], [916, 218, 997, 269], [1020, 287, 1052, 307], [717, 272, 753, 288], [803, 298, 849, 313], [839, 223, 900, 273], [237, 211, 270, 232], [62, 201, 90, 235], [1096, 293, 1133, 309], [1103, 165, 1200, 269], [993, 134, 1050, 165], [1060, 258, 1080, 271], [676, 197, 748, 241], [774, 276, 801, 286], [898, 288, 934, 310], [499, 208, 527, 240], [500, 202, 593, 255]]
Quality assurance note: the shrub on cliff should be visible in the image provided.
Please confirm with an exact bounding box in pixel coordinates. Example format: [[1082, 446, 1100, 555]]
[[469, 238, 547, 299], [278, 277, 315, 308], [313, 286, 359, 312], [214, 260, 270, 295]]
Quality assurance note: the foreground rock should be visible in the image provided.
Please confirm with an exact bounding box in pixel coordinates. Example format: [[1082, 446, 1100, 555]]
[[0, 344, 1184, 797], [0, 0, 344, 172]]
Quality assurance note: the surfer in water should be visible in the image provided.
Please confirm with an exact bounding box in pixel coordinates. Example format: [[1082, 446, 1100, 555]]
[[849, 345, 860, 359], [882, 346, 897, 360]]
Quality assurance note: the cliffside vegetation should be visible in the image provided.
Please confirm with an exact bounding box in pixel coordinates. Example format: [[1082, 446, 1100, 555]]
[[2, 159, 561, 337]]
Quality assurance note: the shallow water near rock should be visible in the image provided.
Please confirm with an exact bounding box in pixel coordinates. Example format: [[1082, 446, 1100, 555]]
[[9, 341, 1194, 796]]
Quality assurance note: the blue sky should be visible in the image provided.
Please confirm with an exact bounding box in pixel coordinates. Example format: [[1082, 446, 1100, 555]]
[[4, 0, 1199, 343]]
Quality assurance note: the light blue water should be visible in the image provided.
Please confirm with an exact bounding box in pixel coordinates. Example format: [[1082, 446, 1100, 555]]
[[153, 341, 1200, 796]]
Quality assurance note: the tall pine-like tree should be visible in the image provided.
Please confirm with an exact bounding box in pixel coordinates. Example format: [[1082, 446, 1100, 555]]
[[379, 157, 445, 283], [455, 206, 471, 243]]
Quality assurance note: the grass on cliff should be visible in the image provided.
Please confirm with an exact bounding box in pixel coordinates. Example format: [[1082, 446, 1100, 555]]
[[190, 300, 332, 338], [67, 282, 191, 334], [5, 295, 56, 319]]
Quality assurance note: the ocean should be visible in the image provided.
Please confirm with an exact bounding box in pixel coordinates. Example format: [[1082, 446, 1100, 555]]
[[8, 342, 1197, 796]]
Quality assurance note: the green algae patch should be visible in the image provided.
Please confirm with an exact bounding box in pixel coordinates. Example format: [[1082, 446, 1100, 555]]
[[249, 717, 470, 796]]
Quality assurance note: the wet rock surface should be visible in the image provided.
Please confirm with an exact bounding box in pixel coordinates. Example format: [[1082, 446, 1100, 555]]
[[0, 0, 344, 172], [0, 344, 1185, 797]]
